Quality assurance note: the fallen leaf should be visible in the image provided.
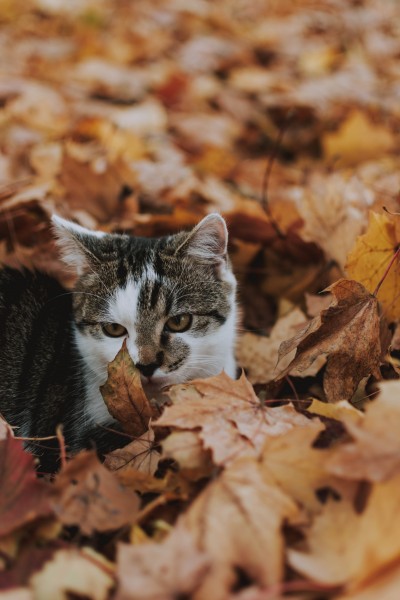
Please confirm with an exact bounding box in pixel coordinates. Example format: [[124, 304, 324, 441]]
[[337, 561, 400, 600], [104, 428, 159, 476], [100, 340, 155, 437], [115, 526, 210, 600], [306, 398, 362, 422], [261, 422, 355, 514], [30, 548, 114, 600], [0, 435, 52, 537], [237, 308, 324, 384], [181, 458, 298, 599], [346, 211, 400, 321], [323, 111, 395, 165], [288, 473, 400, 587], [155, 372, 311, 466], [293, 173, 372, 269], [51, 451, 139, 535], [276, 279, 389, 402], [327, 380, 400, 482], [161, 430, 213, 480]]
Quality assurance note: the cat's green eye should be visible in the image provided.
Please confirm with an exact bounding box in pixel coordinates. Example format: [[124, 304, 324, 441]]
[[102, 323, 127, 338], [165, 314, 192, 333]]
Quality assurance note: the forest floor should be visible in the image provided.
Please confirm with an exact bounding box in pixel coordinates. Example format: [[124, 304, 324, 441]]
[[1, 0, 400, 598]]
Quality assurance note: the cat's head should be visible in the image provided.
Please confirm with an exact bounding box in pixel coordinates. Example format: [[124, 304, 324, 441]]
[[52, 214, 237, 397]]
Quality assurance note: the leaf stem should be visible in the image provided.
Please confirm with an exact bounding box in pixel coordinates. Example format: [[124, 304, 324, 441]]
[[373, 246, 400, 297]]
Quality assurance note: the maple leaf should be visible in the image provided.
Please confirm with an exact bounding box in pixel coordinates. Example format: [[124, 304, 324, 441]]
[[261, 422, 356, 514], [276, 279, 389, 402], [51, 451, 139, 535], [0, 435, 52, 538], [323, 110, 395, 166], [236, 308, 320, 384], [181, 458, 298, 599], [155, 372, 311, 466], [327, 380, 400, 482], [100, 340, 156, 437], [336, 562, 400, 600], [115, 526, 210, 600], [288, 473, 400, 588], [346, 211, 400, 321], [294, 172, 371, 269], [161, 430, 213, 480], [104, 427, 159, 476]]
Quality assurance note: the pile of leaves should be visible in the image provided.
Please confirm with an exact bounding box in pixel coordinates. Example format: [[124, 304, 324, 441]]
[[2, 0, 400, 597]]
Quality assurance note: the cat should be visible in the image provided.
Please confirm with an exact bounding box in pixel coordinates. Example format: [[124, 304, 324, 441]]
[[0, 213, 237, 466]]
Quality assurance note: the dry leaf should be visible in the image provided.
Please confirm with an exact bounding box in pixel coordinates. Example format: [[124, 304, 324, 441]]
[[337, 562, 400, 600], [294, 173, 372, 269], [236, 308, 314, 384], [261, 422, 355, 514], [30, 548, 114, 600], [288, 473, 400, 587], [104, 428, 159, 476], [115, 526, 210, 600], [346, 211, 400, 321], [306, 398, 362, 422], [51, 451, 139, 535], [161, 430, 213, 480], [323, 111, 395, 165], [155, 372, 311, 466], [100, 340, 155, 437], [0, 436, 52, 537], [327, 380, 400, 482], [181, 458, 298, 600], [276, 279, 389, 402]]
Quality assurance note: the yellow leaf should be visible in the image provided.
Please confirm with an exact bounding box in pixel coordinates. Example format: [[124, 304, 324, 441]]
[[323, 111, 395, 165], [346, 212, 400, 320], [307, 398, 362, 423]]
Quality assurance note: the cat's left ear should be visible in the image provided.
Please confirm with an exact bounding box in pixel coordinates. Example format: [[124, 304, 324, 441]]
[[51, 215, 107, 275], [177, 213, 228, 264]]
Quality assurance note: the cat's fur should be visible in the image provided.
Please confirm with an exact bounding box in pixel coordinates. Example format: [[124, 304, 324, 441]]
[[0, 214, 237, 464]]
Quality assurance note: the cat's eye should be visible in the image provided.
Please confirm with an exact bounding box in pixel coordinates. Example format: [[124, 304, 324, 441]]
[[102, 323, 128, 338], [164, 314, 192, 333]]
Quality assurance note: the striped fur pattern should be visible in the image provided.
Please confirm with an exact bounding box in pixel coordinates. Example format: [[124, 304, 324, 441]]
[[0, 214, 237, 463]]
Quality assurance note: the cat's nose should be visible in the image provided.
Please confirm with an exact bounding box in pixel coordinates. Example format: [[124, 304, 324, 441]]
[[136, 352, 164, 378], [136, 361, 159, 378]]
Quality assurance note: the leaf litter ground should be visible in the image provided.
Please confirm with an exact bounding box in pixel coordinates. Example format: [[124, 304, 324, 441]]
[[3, 0, 400, 598]]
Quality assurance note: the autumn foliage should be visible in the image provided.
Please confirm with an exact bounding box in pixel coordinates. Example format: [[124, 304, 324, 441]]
[[3, 0, 400, 598]]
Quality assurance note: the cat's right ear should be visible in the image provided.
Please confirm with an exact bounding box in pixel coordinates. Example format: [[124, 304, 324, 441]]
[[51, 215, 106, 275]]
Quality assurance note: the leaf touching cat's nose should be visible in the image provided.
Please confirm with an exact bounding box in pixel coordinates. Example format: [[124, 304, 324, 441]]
[[136, 360, 161, 377]]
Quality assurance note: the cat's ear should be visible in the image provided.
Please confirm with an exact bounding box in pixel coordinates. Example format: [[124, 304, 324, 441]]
[[176, 213, 228, 263], [51, 215, 106, 275]]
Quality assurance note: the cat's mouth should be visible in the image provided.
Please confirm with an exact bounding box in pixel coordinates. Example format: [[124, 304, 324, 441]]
[[141, 373, 170, 393]]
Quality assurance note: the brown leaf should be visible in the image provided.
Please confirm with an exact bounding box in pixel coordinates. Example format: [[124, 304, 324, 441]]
[[104, 428, 159, 476], [0, 435, 52, 537], [261, 422, 355, 514], [288, 473, 400, 588], [236, 308, 325, 384], [115, 526, 210, 600], [161, 430, 213, 480], [100, 339, 155, 437], [181, 458, 298, 599], [337, 562, 400, 600], [30, 548, 114, 600], [327, 380, 400, 482], [276, 279, 388, 402], [51, 451, 139, 535], [155, 372, 311, 466]]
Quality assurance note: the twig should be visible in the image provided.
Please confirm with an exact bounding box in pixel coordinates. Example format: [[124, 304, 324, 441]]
[[56, 425, 67, 468], [260, 108, 294, 239]]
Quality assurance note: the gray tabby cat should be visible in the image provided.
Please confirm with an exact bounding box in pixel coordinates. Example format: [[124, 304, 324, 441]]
[[0, 214, 237, 466]]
